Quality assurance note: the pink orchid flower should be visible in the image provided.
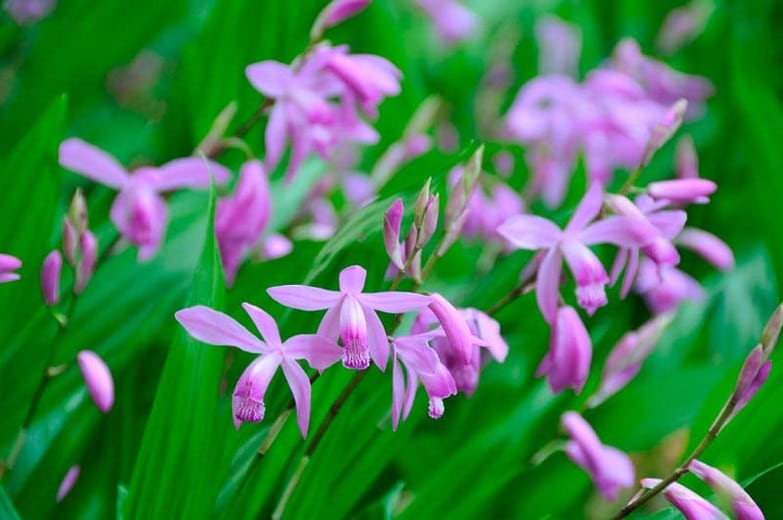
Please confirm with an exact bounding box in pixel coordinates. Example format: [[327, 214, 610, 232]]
[[537, 306, 592, 393], [641, 478, 729, 519], [215, 160, 271, 286], [0, 253, 22, 283], [268, 265, 431, 371], [59, 138, 231, 261], [498, 182, 656, 323], [634, 257, 704, 314], [390, 331, 457, 430], [562, 411, 635, 501], [175, 303, 342, 436]]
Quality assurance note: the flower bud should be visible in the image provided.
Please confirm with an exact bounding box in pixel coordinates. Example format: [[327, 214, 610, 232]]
[[403, 226, 421, 280], [41, 250, 62, 306], [0, 254, 22, 283], [689, 460, 764, 520], [261, 234, 293, 260], [676, 135, 699, 179], [62, 218, 79, 267], [641, 478, 727, 519], [647, 178, 717, 204], [310, 0, 370, 40], [417, 194, 439, 248], [414, 178, 432, 228], [56, 465, 80, 502], [69, 189, 89, 235], [75, 231, 97, 295], [761, 303, 783, 356], [383, 198, 405, 270], [642, 99, 687, 166], [77, 350, 115, 413]]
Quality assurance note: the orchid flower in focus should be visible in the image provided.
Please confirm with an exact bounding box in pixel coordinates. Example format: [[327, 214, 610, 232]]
[[498, 182, 656, 323], [59, 138, 231, 261], [268, 265, 430, 371], [175, 303, 342, 436]]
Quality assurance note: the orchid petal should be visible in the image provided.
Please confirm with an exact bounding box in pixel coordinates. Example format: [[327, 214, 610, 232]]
[[142, 158, 232, 192], [536, 248, 563, 324], [264, 105, 288, 170], [621, 248, 640, 298], [364, 306, 390, 371], [338, 265, 367, 293], [565, 182, 604, 233], [316, 304, 342, 339], [59, 138, 129, 189], [245, 61, 292, 98], [267, 285, 342, 310], [360, 291, 431, 313], [391, 355, 404, 431], [241, 303, 282, 347], [284, 334, 343, 371], [648, 210, 688, 239], [233, 354, 281, 427], [175, 305, 265, 353], [579, 216, 656, 247], [281, 359, 312, 437], [497, 214, 562, 250]]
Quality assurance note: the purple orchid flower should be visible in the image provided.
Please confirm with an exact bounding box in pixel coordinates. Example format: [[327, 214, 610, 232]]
[[0, 253, 22, 283], [641, 478, 729, 519], [635, 257, 704, 314], [537, 306, 592, 393], [267, 265, 431, 371], [59, 138, 231, 261], [498, 182, 656, 323], [215, 160, 271, 286], [562, 411, 635, 501], [414, 0, 479, 45], [175, 303, 342, 436], [390, 331, 457, 430]]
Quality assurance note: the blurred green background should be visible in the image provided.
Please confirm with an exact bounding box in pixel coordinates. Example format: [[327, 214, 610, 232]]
[[1, 0, 782, 518]]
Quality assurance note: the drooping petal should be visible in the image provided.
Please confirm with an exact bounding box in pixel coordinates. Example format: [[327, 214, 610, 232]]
[[536, 248, 563, 324], [560, 240, 609, 315], [141, 158, 232, 192], [428, 293, 474, 363], [391, 355, 405, 431], [364, 305, 390, 371], [232, 354, 282, 428], [565, 182, 604, 234], [264, 105, 288, 170], [281, 358, 312, 437], [496, 214, 562, 250], [175, 305, 265, 353], [360, 291, 432, 313], [245, 60, 293, 98], [267, 284, 342, 310], [676, 228, 734, 271], [283, 334, 343, 371], [59, 138, 129, 189], [338, 264, 367, 293], [241, 302, 282, 347], [548, 307, 592, 393], [474, 311, 509, 362]]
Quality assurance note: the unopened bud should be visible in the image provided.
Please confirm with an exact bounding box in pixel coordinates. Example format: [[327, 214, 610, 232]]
[[75, 231, 97, 295], [429, 293, 473, 363], [642, 99, 687, 167], [647, 178, 716, 204], [417, 194, 439, 247], [77, 350, 115, 413], [383, 198, 405, 270], [688, 460, 764, 520], [761, 303, 783, 356], [41, 250, 62, 306], [403, 226, 421, 280], [62, 218, 79, 267], [675, 135, 698, 179], [414, 178, 432, 228], [462, 144, 484, 192], [69, 189, 88, 235], [310, 0, 370, 40], [56, 465, 80, 502], [675, 228, 734, 271]]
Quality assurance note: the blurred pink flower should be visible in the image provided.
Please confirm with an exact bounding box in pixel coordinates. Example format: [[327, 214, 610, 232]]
[[56, 465, 80, 502], [535, 15, 581, 77], [40, 250, 62, 306], [215, 160, 271, 286], [59, 138, 231, 261], [562, 411, 635, 500], [689, 460, 764, 519], [415, 0, 479, 45], [311, 0, 371, 40], [77, 350, 114, 413], [641, 478, 729, 519], [268, 265, 430, 370], [537, 307, 592, 393], [175, 303, 342, 436], [4, 0, 55, 25], [635, 257, 705, 314]]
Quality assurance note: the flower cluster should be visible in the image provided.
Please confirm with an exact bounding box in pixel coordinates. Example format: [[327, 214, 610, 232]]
[[176, 265, 507, 434]]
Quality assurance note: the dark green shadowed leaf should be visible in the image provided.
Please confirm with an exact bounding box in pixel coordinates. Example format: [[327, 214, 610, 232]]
[[0, 485, 20, 520], [124, 181, 229, 518], [0, 94, 67, 342]]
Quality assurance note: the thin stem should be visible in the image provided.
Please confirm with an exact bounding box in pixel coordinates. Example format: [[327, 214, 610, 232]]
[[271, 455, 309, 520], [486, 254, 542, 316], [305, 370, 366, 458], [613, 401, 735, 518], [0, 298, 77, 480]]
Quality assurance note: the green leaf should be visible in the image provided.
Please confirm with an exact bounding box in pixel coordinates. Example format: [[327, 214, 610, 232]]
[[0, 485, 20, 520], [0, 94, 67, 341], [124, 183, 229, 518]]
